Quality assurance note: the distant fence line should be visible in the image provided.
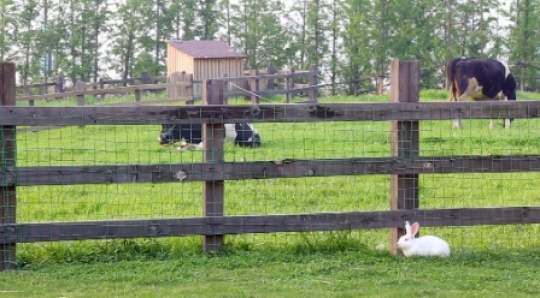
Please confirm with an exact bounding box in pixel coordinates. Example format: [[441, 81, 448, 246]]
[[15, 65, 320, 106], [16, 71, 167, 95]]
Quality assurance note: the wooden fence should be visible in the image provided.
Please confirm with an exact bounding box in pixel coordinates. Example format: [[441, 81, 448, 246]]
[[14, 66, 319, 106], [16, 71, 166, 96], [2, 60, 540, 271]]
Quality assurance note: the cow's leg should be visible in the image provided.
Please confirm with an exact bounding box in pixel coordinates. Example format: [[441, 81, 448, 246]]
[[489, 119, 495, 129], [452, 78, 478, 129], [453, 119, 464, 130], [449, 81, 464, 130], [503, 96, 511, 129], [455, 78, 485, 130], [492, 92, 512, 129]]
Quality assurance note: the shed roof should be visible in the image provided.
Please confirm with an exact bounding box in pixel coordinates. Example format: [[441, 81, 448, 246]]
[[168, 40, 247, 59]]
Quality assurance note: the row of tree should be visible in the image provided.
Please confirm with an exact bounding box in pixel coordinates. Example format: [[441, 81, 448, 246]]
[[1, 0, 539, 93]]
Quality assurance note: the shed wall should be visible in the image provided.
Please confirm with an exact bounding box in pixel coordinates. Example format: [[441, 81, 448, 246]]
[[166, 44, 195, 77], [193, 58, 244, 97]]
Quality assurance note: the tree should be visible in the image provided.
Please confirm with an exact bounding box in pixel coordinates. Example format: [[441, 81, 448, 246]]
[[327, 0, 344, 95], [229, 0, 288, 69], [386, 0, 447, 88], [340, 0, 373, 94], [452, 0, 501, 58], [108, 0, 149, 80], [504, 0, 540, 90], [12, 0, 41, 83], [0, 0, 16, 61], [287, 0, 330, 70]]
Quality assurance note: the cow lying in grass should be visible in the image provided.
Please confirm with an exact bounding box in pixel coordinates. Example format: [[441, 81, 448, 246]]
[[158, 123, 261, 150], [446, 57, 517, 129]]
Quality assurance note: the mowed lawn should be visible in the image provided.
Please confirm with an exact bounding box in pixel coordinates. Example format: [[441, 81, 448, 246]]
[[2, 90, 540, 297]]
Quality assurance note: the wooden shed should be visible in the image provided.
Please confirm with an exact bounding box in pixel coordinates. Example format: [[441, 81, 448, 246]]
[[166, 40, 246, 98]]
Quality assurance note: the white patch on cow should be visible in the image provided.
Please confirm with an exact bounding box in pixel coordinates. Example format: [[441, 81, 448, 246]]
[[224, 123, 238, 141], [246, 123, 257, 142], [246, 123, 258, 134], [459, 77, 484, 101], [497, 59, 511, 78]]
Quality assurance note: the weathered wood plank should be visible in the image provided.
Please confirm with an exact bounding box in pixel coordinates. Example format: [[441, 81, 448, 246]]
[[2, 155, 540, 187], [0, 62, 17, 271], [17, 82, 188, 101], [1, 101, 540, 126], [203, 79, 225, 252], [2, 206, 539, 244], [226, 85, 317, 98], [16, 82, 55, 89], [390, 60, 420, 255], [96, 97, 194, 107], [224, 71, 313, 82]]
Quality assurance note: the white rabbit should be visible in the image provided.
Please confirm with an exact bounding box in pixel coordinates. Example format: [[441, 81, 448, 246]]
[[396, 221, 450, 257]]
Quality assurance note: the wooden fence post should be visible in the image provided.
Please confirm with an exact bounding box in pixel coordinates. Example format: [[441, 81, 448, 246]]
[[267, 62, 276, 90], [75, 80, 86, 107], [0, 62, 17, 271], [140, 71, 150, 85], [179, 72, 186, 103], [168, 72, 179, 101], [54, 76, 64, 93], [222, 73, 229, 105], [75, 80, 86, 128], [186, 73, 194, 105], [134, 87, 141, 102], [202, 79, 225, 253], [377, 76, 385, 95], [23, 85, 33, 107], [308, 64, 318, 103], [250, 69, 259, 104], [98, 78, 105, 99], [243, 74, 250, 102], [285, 66, 294, 103], [389, 60, 420, 255], [352, 79, 358, 96]]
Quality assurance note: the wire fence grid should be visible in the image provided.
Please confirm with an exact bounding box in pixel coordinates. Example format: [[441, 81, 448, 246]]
[[2, 60, 540, 270]]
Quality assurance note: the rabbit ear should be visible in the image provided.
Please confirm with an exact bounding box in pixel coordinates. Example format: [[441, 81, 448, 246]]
[[410, 222, 420, 236], [404, 221, 411, 235]]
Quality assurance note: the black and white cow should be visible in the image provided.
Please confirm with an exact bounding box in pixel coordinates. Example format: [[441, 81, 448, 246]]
[[158, 122, 261, 150], [446, 57, 517, 129]]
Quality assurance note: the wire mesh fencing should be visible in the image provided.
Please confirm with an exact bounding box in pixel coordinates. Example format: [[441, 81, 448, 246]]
[[2, 60, 540, 270]]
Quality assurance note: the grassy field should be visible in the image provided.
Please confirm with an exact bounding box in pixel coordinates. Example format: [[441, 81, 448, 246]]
[[2, 89, 540, 297]]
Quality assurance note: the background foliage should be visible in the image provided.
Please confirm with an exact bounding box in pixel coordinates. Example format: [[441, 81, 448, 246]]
[[1, 0, 540, 92]]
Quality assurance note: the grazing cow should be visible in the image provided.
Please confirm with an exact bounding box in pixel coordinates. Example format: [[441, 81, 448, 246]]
[[158, 122, 261, 150], [446, 57, 517, 129]]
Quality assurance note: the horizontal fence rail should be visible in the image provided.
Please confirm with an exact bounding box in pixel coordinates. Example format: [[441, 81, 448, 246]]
[[2, 207, 539, 244], [16, 82, 192, 101], [0, 101, 539, 126], [1, 155, 540, 186]]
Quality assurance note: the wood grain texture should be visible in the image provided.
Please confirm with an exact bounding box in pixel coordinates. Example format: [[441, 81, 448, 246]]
[[0, 62, 17, 270], [389, 60, 420, 255], [1, 155, 539, 187], [2, 206, 538, 244], [1, 101, 539, 126]]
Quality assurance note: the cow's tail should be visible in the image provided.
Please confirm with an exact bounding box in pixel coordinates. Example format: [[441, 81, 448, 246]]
[[446, 58, 466, 101]]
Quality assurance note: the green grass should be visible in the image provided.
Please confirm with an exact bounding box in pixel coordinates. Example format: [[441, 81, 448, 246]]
[[2, 90, 540, 296], [2, 248, 540, 298]]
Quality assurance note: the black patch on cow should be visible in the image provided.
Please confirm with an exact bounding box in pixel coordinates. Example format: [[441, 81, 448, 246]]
[[159, 123, 202, 145], [234, 123, 261, 147]]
